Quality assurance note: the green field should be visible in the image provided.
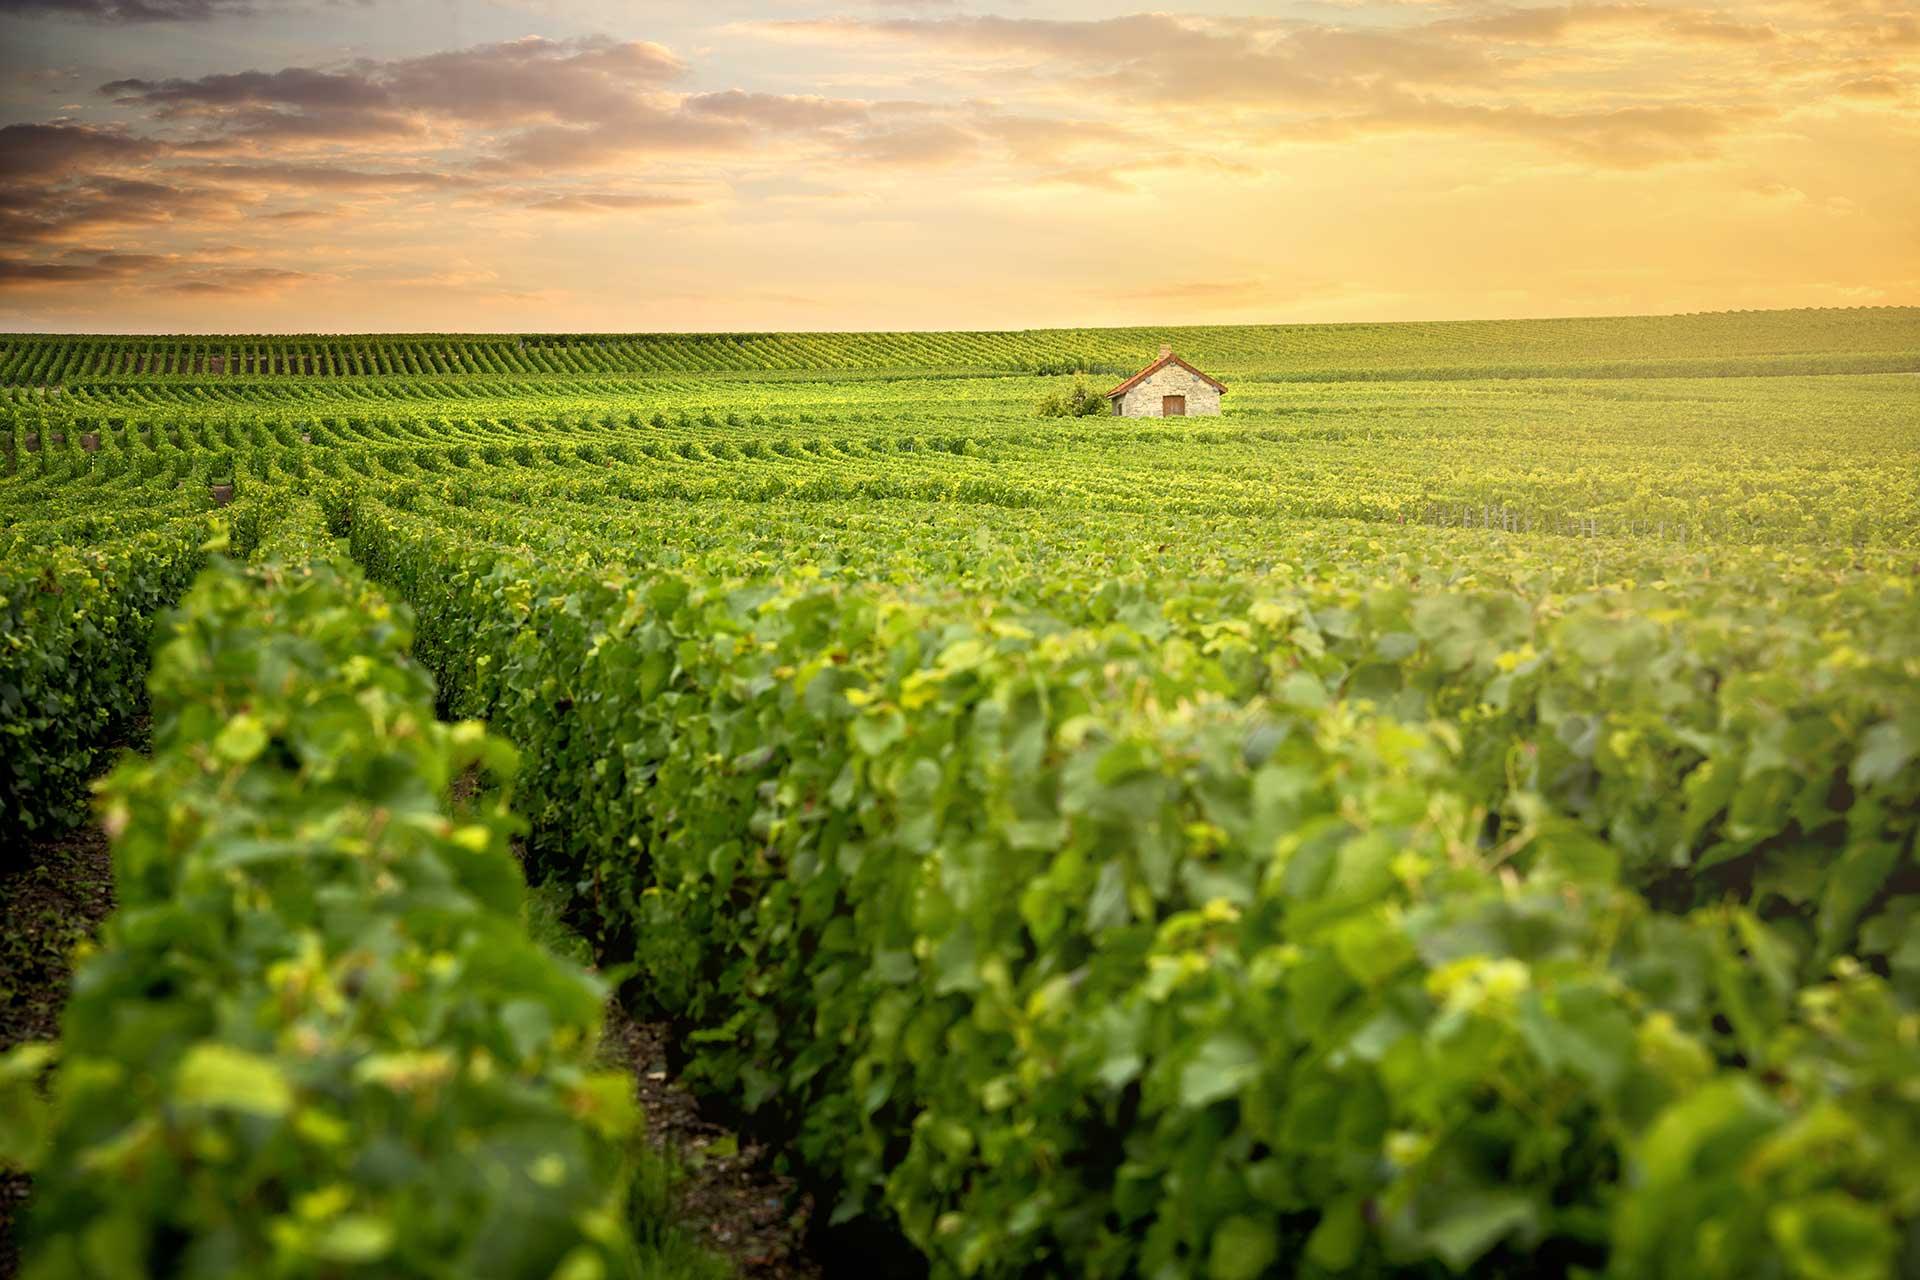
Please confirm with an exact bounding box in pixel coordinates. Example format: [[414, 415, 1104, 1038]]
[[6, 306, 1918, 382], [4, 309, 1920, 1279]]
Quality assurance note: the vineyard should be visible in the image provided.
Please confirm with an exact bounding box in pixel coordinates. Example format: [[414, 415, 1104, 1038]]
[[4, 307, 1918, 385], [2, 309, 1919, 1279]]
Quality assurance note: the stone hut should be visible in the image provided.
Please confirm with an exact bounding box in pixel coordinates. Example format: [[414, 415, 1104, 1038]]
[[1107, 344, 1226, 417]]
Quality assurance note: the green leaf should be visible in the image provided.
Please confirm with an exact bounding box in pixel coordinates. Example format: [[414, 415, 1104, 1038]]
[[852, 708, 905, 757], [1850, 721, 1912, 789], [1208, 1214, 1279, 1280], [1306, 1197, 1366, 1270], [1180, 1034, 1261, 1109], [1638, 1079, 1785, 1184], [1422, 1192, 1536, 1271], [931, 927, 978, 996], [314, 1215, 396, 1263], [1517, 988, 1634, 1093], [1768, 1194, 1896, 1280], [1094, 739, 1156, 786], [1277, 670, 1328, 710], [500, 998, 554, 1061], [1086, 860, 1129, 933], [172, 1044, 293, 1117], [871, 949, 916, 986], [213, 712, 269, 764], [0, 1042, 57, 1170]]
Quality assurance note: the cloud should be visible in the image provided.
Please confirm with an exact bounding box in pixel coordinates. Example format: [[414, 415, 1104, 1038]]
[[1431, 5, 1777, 45], [53, 37, 688, 180], [476, 107, 747, 174], [0, 33, 913, 293], [841, 120, 978, 167], [103, 66, 391, 113], [1, 7, 1911, 320], [0, 0, 251, 20], [519, 190, 703, 213], [0, 256, 134, 286], [0, 122, 158, 182], [91, 36, 788, 172], [175, 161, 474, 191], [0, 248, 183, 290], [971, 113, 1138, 166], [739, 7, 1901, 168], [100, 35, 686, 143], [683, 90, 871, 131], [0, 172, 234, 246], [1358, 97, 1752, 166], [749, 14, 1496, 111], [4, 32, 1118, 299], [1663, 14, 1779, 43], [1836, 73, 1906, 97], [159, 265, 313, 294]]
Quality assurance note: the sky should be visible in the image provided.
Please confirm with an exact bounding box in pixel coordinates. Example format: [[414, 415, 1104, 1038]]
[[0, 0, 1915, 333]]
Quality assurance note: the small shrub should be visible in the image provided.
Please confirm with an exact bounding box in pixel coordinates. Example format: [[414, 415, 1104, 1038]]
[[1036, 382, 1111, 418]]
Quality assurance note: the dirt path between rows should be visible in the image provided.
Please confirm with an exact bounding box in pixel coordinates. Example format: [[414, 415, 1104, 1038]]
[[0, 820, 116, 1280], [602, 1009, 821, 1278]]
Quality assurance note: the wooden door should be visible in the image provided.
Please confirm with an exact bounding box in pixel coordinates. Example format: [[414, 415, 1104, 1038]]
[[1163, 395, 1186, 417]]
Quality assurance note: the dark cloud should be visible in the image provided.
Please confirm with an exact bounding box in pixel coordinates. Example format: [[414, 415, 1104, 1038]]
[[0, 123, 158, 182], [0, 0, 250, 20], [0, 248, 178, 289], [175, 161, 473, 191], [0, 256, 130, 285], [81, 250, 176, 271], [99, 35, 686, 145], [0, 172, 231, 246], [103, 66, 388, 111], [0, 241, 310, 293]]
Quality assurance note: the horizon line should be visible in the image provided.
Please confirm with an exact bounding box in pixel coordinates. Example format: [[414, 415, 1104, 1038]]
[[3, 302, 1917, 341]]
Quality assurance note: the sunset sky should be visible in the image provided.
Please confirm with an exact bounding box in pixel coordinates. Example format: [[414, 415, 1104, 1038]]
[[0, 0, 1915, 332]]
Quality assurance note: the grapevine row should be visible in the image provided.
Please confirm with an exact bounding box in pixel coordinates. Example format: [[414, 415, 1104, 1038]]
[[346, 488, 1920, 1279]]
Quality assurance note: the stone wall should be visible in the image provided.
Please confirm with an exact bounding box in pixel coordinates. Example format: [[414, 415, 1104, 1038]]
[[1113, 362, 1222, 417]]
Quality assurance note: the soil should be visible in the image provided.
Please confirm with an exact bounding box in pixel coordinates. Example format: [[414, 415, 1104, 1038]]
[[464, 750, 823, 1277], [0, 820, 116, 1280], [601, 1008, 822, 1279]]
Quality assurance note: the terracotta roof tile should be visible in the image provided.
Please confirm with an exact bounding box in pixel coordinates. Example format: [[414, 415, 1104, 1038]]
[[1105, 352, 1228, 400]]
